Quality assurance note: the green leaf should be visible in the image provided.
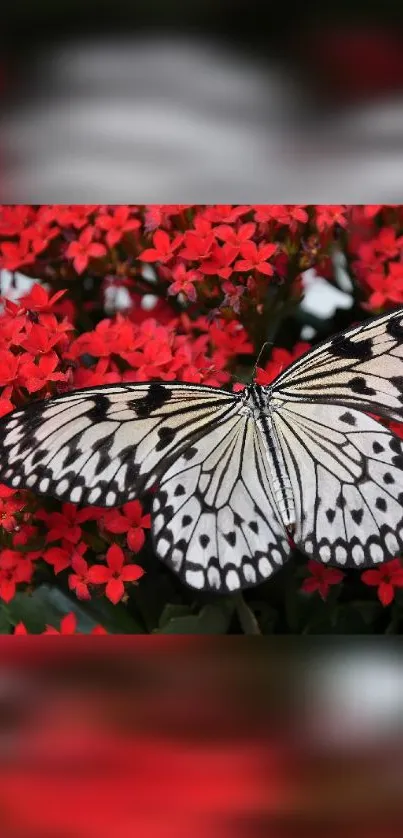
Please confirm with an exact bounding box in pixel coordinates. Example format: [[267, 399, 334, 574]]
[[158, 603, 193, 628], [154, 601, 235, 634]]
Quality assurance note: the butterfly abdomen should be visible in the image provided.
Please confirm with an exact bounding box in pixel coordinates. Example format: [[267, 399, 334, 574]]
[[245, 385, 295, 529]]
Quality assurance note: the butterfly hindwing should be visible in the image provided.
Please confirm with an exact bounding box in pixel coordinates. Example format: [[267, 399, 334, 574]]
[[152, 414, 290, 592], [272, 401, 403, 568], [0, 382, 239, 507]]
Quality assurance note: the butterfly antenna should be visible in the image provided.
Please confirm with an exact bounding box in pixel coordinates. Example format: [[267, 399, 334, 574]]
[[252, 340, 273, 381]]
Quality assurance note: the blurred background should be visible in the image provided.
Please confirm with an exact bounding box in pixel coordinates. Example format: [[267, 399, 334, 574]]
[[0, 638, 402, 837], [1, 2, 403, 201]]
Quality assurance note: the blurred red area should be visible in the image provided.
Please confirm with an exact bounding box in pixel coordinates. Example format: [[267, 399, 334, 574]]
[[0, 640, 402, 837]]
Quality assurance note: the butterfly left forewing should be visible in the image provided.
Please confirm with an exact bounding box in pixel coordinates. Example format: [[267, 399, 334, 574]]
[[0, 382, 239, 506]]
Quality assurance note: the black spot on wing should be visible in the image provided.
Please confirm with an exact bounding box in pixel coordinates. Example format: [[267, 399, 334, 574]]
[[326, 509, 336, 523], [387, 316, 403, 339], [372, 441, 384, 454], [331, 335, 372, 359], [351, 508, 364, 525], [132, 383, 172, 418], [156, 426, 176, 451], [340, 411, 356, 426], [349, 376, 376, 397], [87, 395, 111, 422]]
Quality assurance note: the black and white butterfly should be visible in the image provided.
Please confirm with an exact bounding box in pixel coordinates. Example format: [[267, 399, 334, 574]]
[[1, 307, 403, 593]]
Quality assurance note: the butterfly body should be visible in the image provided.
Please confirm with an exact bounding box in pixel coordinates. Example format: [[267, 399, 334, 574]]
[[1, 307, 403, 592]]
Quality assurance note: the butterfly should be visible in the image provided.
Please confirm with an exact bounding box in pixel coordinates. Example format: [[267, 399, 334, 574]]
[[1, 307, 403, 594]]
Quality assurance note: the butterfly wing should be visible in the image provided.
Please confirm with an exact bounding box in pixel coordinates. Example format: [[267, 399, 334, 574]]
[[0, 382, 241, 507], [152, 414, 290, 592], [272, 307, 403, 421], [272, 400, 403, 567]]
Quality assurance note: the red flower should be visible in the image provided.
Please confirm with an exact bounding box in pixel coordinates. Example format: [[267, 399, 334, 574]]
[[180, 229, 215, 262], [44, 612, 79, 634], [139, 230, 181, 263], [14, 622, 28, 635], [18, 352, 68, 393], [23, 221, 59, 255], [315, 205, 347, 231], [365, 262, 403, 309], [0, 351, 21, 388], [254, 205, 308, 226], [202, 244, 238, 279], [0, 240, 35, 271], [235, 241, 277, 275], [0, 386, 14, 418], [214, 222, 256, 250], [301, 560, 344, 600], [102, 500, 151, 553], [362, 559, 403, 606], [0, 549, 34, 603], [68, 555, 93, 600], [168, 264, 202, 302], [66, 226, 107, 274], [0, 490, 25, 531], [17, 284, 67, 314], [255, 343, 311, 385], [96, 206, 140, 248], [21, 324, 66, 355], [44, 541, 88, 574], [40, 503, 101, 545], [88, 544, 144, 604]]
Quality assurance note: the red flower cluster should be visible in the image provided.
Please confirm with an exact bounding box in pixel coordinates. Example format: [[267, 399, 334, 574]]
[[349, 206, 403, 310]]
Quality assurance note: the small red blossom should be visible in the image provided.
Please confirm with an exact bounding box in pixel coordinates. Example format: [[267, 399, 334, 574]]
[[179, 228, 215, 262], [14, 622, 28, 635], [361, 559, 403, 606], [45, 541, 88, 574], [202, 243, 238, 279], [0, 491, 25, 531], [365, 262, 403, 309], [235, 241, 278, 275], [102, 500, 151, 553], [88, 544, 144, 604], [302, 560, 344, 600], [18, 352, 68, 393], [40, 504, 101, 545], [0, 351, 21, 388], [0, 549, 34, 603], [315, 205, 347, 231], [168, 264, 202, 302], [0, 239, 35, 271], [0, 385, 14, 418], [44, 612, 79, 634], [139, 230, 182, 263], [96, 206, 140, 248], [66, 226, 107, 274], [14, 284, 67, 315], [214, 222, 256, 250], [68, 555, 93, 600]]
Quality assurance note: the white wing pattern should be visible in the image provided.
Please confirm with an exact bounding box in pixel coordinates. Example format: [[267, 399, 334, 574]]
[[272, 401, 403, 567], [0, 381, 289, 592], [0, 306, 403, 592]]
